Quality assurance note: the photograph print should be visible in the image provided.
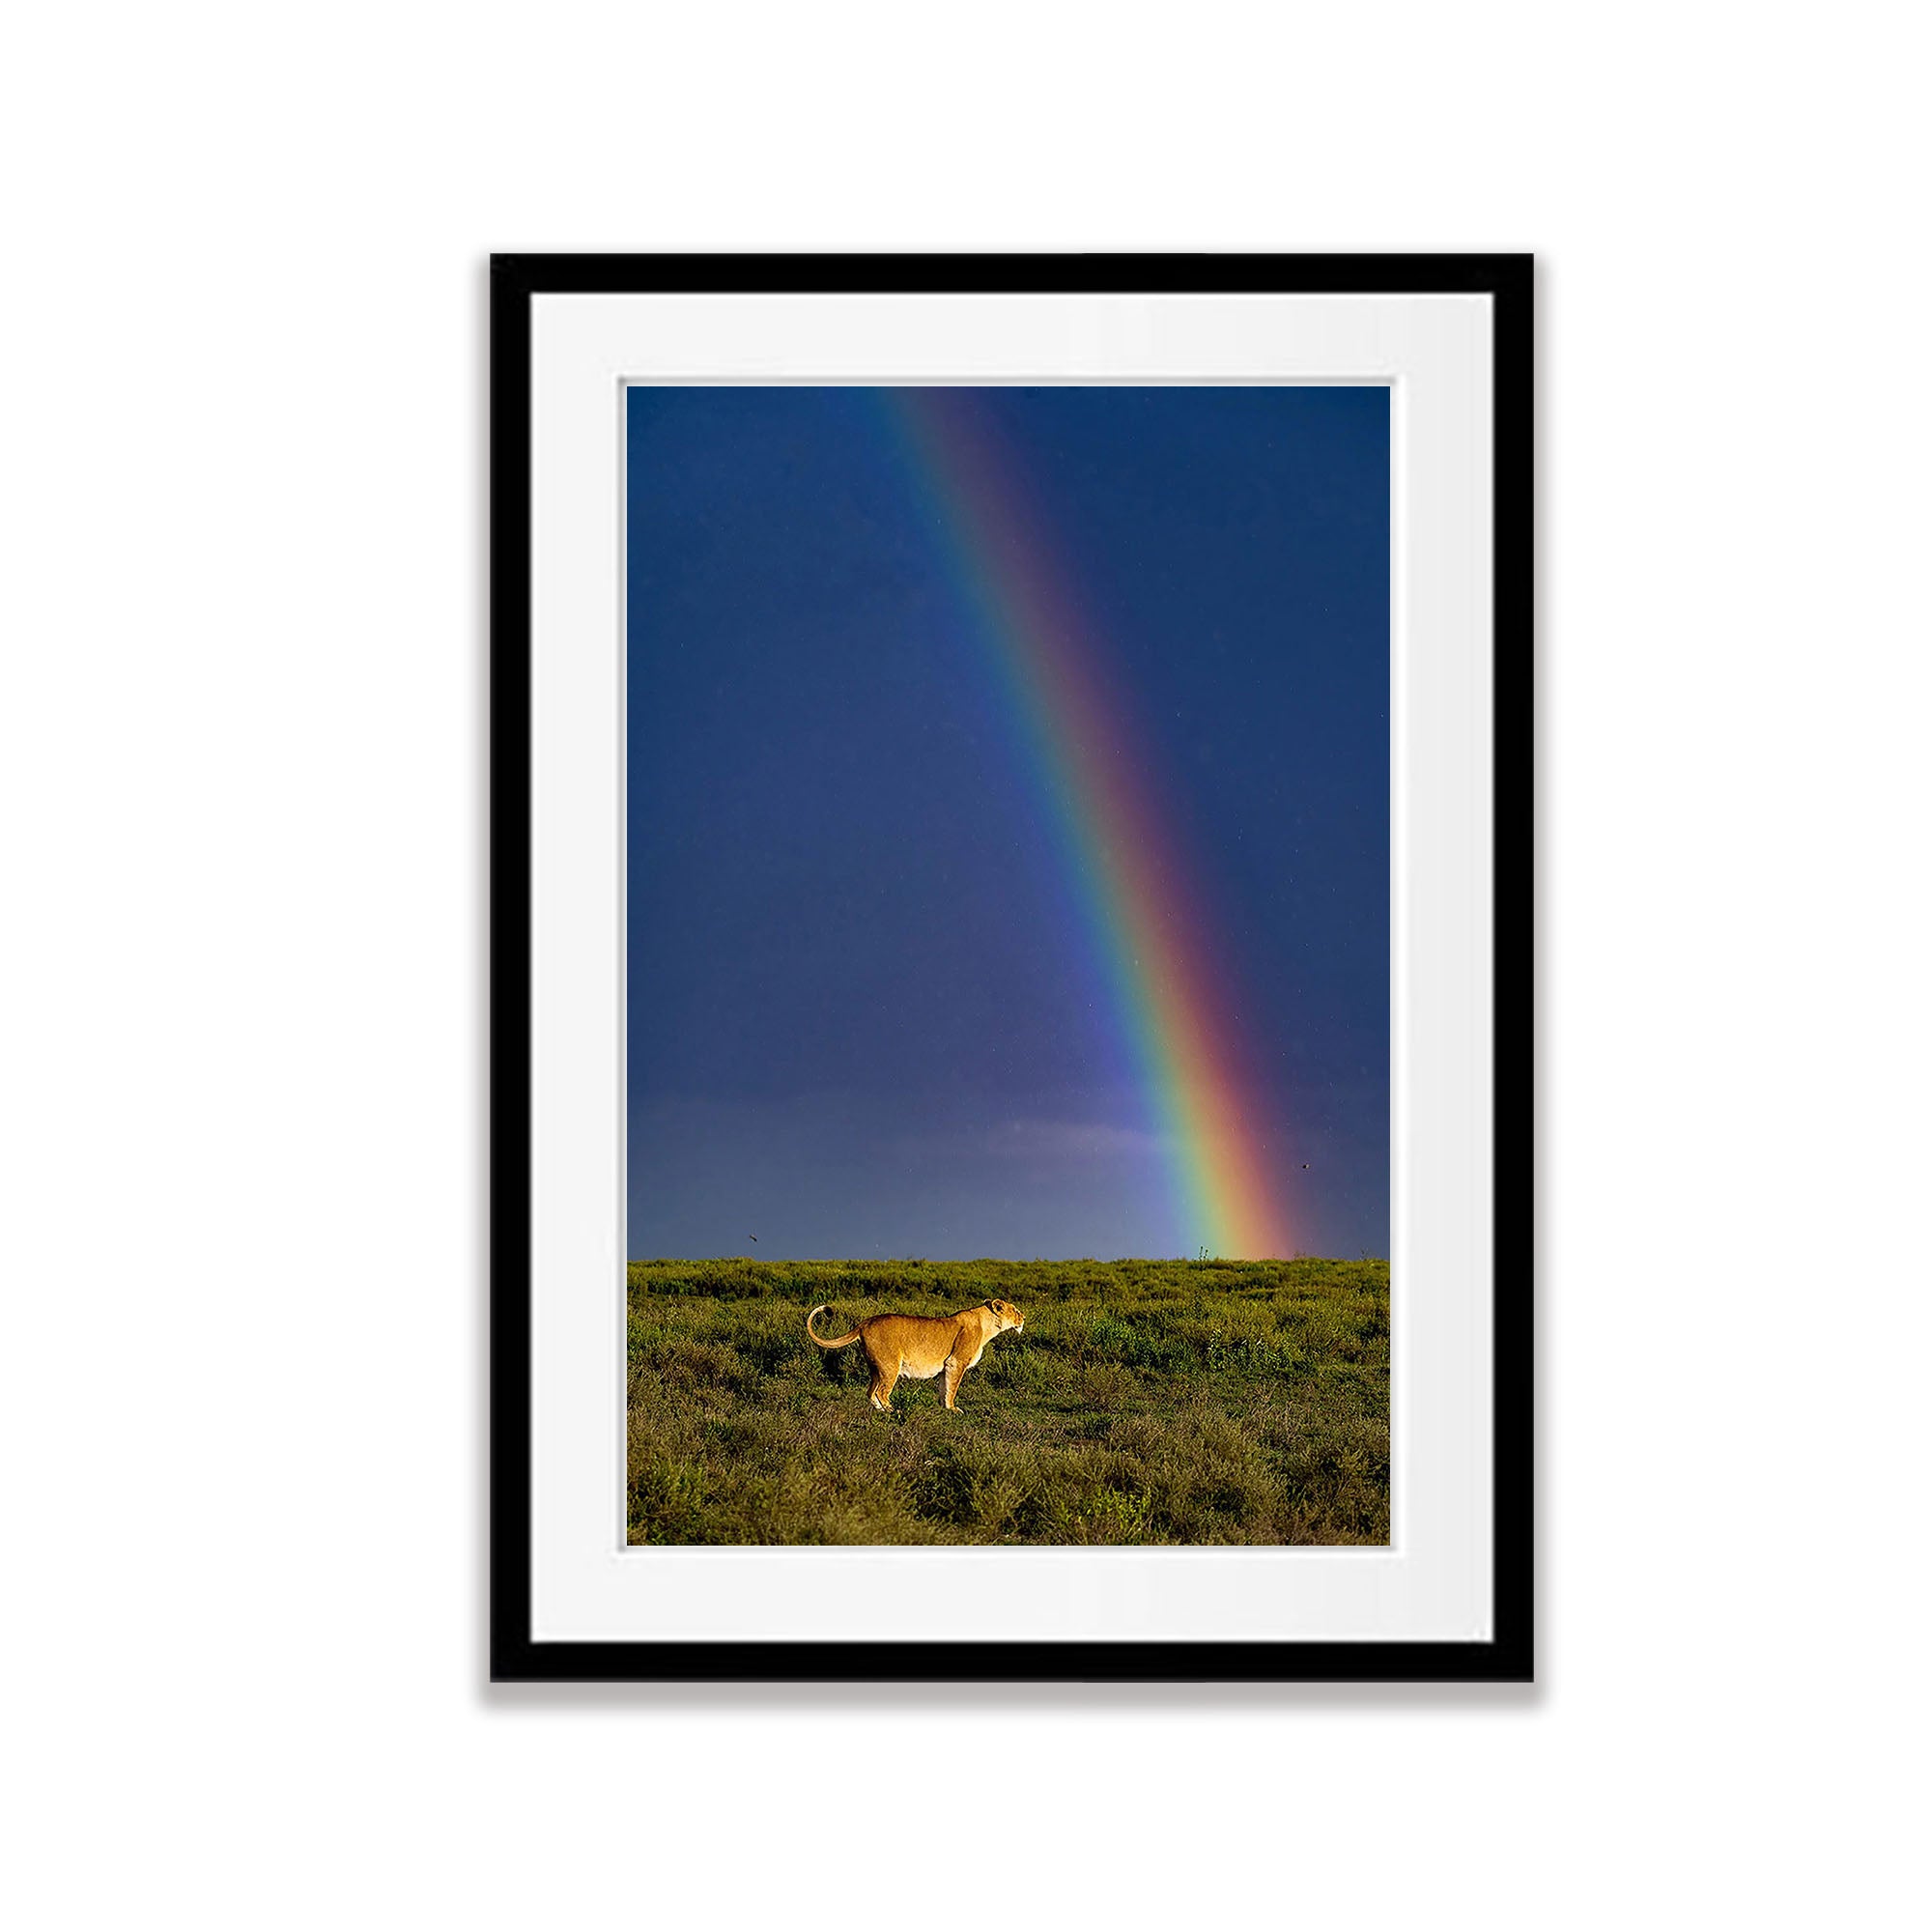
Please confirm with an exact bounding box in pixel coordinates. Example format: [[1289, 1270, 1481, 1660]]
[[625, 382, 1389, 1547]]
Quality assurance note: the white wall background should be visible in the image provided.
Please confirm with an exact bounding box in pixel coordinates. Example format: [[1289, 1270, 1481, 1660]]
[[3, 5, 1924, 1926]]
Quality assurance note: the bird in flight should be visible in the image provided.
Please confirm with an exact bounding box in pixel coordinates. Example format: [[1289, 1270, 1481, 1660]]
[[749, 1235, 758, 1242]]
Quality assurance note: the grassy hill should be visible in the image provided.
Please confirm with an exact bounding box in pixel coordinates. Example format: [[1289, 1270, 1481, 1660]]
[[627, 1256, 1389, 1546]]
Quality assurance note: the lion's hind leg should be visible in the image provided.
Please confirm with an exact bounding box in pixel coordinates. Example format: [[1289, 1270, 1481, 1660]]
[[865, 1341, 899, 1411]]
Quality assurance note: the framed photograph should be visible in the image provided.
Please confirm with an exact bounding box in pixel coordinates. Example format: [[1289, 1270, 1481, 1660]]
[[491, 254, 1531, 1682]]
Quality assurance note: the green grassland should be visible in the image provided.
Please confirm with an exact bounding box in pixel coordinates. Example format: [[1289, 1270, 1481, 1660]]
[[627, 1256, 1389, 1546]]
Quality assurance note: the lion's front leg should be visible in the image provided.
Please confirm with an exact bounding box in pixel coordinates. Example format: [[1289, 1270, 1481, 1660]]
[[942, 1326, 973, 1409]]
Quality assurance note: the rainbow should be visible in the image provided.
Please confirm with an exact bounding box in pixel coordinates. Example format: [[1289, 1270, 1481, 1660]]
[[882, 388, 1294, 1259]]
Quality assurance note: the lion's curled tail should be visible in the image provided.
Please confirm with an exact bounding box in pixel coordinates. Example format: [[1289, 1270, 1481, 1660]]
[[806, 1304, 862, 1350]]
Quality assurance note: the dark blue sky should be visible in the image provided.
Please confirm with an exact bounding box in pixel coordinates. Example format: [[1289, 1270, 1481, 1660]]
[[626, 385, 1388, 1260]]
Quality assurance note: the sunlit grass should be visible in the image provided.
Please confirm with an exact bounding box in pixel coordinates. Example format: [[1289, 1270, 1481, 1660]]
[[627, 1256, 1389, 1546]]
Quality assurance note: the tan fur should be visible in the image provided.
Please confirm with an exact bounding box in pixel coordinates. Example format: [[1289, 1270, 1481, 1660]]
[[806, 1299, 1025, 1412]]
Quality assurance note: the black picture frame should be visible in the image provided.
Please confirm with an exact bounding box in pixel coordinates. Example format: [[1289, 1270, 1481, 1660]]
[[490, 253, 1533, 1684]]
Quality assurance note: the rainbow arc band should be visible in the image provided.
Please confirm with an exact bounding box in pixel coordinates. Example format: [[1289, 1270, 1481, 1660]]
[[884, 387, 1295, 1260]]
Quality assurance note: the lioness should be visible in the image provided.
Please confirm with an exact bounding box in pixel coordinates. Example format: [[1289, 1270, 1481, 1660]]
[[806, 1299, 1025, 1412]]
